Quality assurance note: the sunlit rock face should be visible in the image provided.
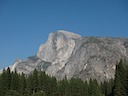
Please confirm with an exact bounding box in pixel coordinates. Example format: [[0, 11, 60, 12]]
[[6, 30, 128, 82], [10, 56, 51, 74], [37, 30, 81, 76], [60, 37, 128, 81], [37, 30, 81, 62]]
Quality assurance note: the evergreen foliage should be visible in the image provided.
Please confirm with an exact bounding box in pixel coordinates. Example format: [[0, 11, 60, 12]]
[[113, 60, 127, 96], [5, 90, 19, 96], [0, 59, 128, 96]]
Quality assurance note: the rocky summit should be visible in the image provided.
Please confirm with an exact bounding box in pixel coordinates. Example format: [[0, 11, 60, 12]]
[[6, 30, 128, 82]]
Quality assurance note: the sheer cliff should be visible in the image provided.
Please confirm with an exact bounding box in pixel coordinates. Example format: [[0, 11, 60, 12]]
[[7, 30, 128, 81]]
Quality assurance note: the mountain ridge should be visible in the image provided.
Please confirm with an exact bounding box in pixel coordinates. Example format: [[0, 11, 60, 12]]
[[2, 30, 128, 82]]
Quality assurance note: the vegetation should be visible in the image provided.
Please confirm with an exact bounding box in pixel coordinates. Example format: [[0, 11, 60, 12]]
[[0, 59, 128, 96]]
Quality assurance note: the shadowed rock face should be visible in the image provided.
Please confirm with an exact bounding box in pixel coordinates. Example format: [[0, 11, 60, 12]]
[[6, 30, 128, 82]]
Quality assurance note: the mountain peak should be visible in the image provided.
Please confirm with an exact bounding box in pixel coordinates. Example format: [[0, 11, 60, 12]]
[[11, 58, 22, 71], [57, 30, 78, 34], [2, 30, 128, 82], [37, 30, 80, 62], [49, 30, 81, 39]]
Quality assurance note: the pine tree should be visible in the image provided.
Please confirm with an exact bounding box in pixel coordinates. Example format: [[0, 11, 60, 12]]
[[38, 71, 44, 91], [33, 69, 39, 93], [37, 71, 50, 96], [88, 79, 101, 96], [107, 79, 114, 96], [0, 67, 11, 96], [48, 77, 58, 96], [113, 60, 127, 96], [31, 91, 46, 96], [69, 78, 86, 96], [126, 63, 128, 95], [6, 67, 12, 89], [10, 70, 19, 91], [5, 90, 19, 96], [26, 74, 34, 95], [19, 72, 26, 95], [38, 71, 47, 93], [101, 81, 107, 95], [69, 78, 76, 96], [101, 79, 114, 96], [1, 67, 124, 96], [83, 81, 88, 96], [58, 77, 69, 96], [0, 68, 8, 96]]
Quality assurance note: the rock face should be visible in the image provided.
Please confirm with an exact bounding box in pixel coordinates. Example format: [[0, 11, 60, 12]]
[[10, 56, 51, 74], [37, 30, 81, 62], [6, 30, 128, 82], [37, 30, 81, 77]]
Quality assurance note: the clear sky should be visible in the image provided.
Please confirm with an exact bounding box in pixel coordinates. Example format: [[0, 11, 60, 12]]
[[0, 0, 128, 69]]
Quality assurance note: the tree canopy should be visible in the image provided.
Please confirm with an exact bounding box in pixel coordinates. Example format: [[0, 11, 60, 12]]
[[0, 59, 128, 96]]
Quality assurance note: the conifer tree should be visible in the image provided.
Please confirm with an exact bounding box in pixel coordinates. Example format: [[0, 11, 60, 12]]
[[83, 81, 88, 96], [126, 62, 128, 95], [69, 78, 86, 96], [6, 67, 11, 89], [5, 90, 19, 96], [113, 60, 127, 96], [33, 69, 39, 93], [48, 77, 58, 96], [26, 74, 34, 95], [19, 73, 26, 95], [88, 79, 101, 96], [10, 70, 19, 91], [58, 77, 69, 96], [0, 68, 8, 96]]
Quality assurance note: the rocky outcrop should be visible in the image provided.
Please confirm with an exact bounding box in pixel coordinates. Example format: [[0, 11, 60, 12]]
[[37, 30, 81, 62], [55, 37, 128, 81], [5, 30, 128, 82], [37, 30, 81, 76], [9, 56, 51, 74]]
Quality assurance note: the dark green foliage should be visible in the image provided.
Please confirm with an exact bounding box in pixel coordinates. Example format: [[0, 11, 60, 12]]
[[83, 81, 88, 96], [101, 79, 114, 96], [33, 69, 39, 93], [5, 90, 19, 96], [0, 59, 128, 96], [10, 70, 19, 91], [48, 77, 58, 96], [88, 79, 101, 96], [19, 73, 26, 95], [38, 71, 48, 92], [113, 60, 127, 96], [0, 67, 11, 96], [26, 74, 34, 95], [69, 78, 88, 96], [31, 91, 46, 96], [57, 77, 69, 96]]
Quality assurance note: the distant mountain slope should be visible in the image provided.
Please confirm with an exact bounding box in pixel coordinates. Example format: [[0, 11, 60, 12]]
[[4, 30, 128, 82]]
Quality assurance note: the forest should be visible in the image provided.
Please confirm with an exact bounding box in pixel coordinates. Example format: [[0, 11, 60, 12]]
[[0, 59, 128, 96]]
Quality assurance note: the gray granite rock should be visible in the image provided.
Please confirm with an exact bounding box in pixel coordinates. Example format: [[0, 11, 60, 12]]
[[5, 30, 128, 82]]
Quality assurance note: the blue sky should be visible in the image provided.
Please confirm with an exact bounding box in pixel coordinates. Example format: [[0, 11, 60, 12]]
[[0, 0, 128, 69]]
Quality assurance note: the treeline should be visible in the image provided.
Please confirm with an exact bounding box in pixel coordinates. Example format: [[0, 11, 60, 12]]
[[0, 59, 128, 96]]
